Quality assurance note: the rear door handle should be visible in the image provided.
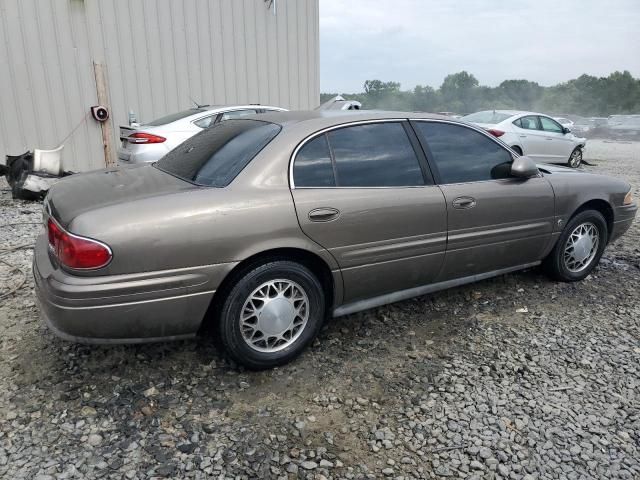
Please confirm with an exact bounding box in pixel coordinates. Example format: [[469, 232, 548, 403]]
[[452, 196, 476, 209], [308, 207, 340, 222], [545, 137, 553, 140], [519, 134, 527, 138]]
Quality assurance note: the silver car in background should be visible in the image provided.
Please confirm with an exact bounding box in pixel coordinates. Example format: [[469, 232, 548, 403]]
[[117, 105, 287, 164], [462, 110, 587, 168]]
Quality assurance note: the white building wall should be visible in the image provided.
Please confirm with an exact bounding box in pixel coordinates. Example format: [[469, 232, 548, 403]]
[[0, 0, 320, 171]]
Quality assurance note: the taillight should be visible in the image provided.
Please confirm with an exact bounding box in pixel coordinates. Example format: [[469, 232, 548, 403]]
[[127, 132, 166, 144], [47, 218, 112, 269], [486, 128, 505, 137]]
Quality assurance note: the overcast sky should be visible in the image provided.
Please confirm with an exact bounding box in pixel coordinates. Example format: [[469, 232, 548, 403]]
[[320, 0, 640, 92]]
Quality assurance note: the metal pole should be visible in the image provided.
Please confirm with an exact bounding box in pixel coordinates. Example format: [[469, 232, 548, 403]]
[[93, 62, 116, 168]]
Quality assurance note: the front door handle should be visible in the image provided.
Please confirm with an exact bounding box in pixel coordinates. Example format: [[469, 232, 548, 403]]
[[309, 207, 340, 222], [545, 137, 553, 140], [452, 196, 476, 209], [519, 134, 527, 138]]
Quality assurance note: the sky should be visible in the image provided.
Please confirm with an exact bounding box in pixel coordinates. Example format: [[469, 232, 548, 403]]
[[319, 0, 640, 93]]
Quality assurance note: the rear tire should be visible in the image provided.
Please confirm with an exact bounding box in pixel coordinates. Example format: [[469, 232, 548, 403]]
[[543, 209, 607, 282], [217, 260, 325, 370], [568, 147, 582, 168]]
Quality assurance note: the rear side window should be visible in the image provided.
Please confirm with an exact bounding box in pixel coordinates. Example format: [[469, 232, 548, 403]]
[[293, 135, 336, 187], [193, 115, 216, 129], [293, 122, 426, 187], [220, 109, 258, 121], [518, 116, 540, 130], [415, 122, 512, 183], [329, 123, 425, 187], [146, 108, 207, 126], [155, 120, 281, 187], [462, 111, 513, 124]]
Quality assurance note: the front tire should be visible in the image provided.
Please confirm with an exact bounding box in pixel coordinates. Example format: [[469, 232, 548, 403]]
[[543, 210, 607, 282], [217, 260, 325, 369], [568, 147, 582, 168]]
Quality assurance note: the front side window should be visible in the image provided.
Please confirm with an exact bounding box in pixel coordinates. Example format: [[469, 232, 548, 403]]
[[155, 120, 281, 187], [328, 123, 425, 187], [539, 116, 564, 133], [415, 122, 513, 184], [518, 116, 540, 130]]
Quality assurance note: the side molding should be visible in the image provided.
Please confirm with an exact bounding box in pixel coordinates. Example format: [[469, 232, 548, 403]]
[[332, 262, 541, 317]]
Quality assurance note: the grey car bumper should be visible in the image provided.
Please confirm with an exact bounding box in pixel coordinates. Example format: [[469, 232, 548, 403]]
[[33, 234, 236, 343]]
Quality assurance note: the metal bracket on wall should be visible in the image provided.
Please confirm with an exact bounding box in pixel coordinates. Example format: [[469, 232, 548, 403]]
[[264, 0, 277, 15]]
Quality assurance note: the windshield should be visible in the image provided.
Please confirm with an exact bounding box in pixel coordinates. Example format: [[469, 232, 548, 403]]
[[461, 111, 513, 124], [155, 119, 281, 187], [145, 108, 208, 126]]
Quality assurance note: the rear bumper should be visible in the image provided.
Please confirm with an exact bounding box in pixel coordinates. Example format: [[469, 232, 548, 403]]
[[117, 144, 167, 165], [33, 234, 236, 344], [610, 203, 637, 243]]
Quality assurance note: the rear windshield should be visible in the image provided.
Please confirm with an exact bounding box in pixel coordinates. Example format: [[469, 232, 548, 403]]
[[155, 119, 281, 187], [461, 111, 513, 124], [146, 108, 207, 126]]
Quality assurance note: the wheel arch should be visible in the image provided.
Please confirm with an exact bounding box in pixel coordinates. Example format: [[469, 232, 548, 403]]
[[571, 199, 614, 240], [510, 144, 523, 155], [198, 247, 338, 334]]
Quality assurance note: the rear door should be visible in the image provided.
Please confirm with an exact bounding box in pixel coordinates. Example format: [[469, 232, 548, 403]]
[[411, 120, 555, 281], [512, 115, 549, 161], [290, 121, 447, 303]]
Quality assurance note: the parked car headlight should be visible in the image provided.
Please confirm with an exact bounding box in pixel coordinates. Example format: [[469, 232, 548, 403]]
[[623, 190, 634, 205]]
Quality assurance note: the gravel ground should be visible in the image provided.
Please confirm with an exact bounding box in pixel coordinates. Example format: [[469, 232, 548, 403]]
[[1, 139, 639, 480]]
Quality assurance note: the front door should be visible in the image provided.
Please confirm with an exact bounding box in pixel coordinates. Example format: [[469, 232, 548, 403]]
[[411, 120, 555, 281], [538, 116, 575, 162], [290, 121, 447, 302]]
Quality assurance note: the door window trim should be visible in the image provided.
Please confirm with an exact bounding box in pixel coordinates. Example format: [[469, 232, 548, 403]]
[[289, 119, 432, 189], [409, 119, 519, 186]]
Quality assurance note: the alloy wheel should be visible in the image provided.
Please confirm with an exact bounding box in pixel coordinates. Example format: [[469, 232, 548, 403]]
[[569, 149, 582, 168]]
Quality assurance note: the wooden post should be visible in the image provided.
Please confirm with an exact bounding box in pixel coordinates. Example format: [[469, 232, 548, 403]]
[[93, 62, 116, 168]]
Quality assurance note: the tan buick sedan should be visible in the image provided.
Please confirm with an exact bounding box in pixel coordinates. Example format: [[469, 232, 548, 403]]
[[34, 111, 636, 369]]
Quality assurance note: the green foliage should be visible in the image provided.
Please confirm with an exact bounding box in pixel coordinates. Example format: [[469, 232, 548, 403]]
[[321, 71, 640, 116]]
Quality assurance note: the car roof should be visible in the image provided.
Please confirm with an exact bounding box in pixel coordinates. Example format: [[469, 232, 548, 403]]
[[140, 105, 287, 128], [248, 109, 454, 126], [469, 109, 562, 118], [234, 110, 486, 141], [201, 104, 285, 113]]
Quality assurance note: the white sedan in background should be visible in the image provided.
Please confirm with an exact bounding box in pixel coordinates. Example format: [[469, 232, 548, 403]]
[[461, 110, 587, 168], [118, 105, 287, 164]]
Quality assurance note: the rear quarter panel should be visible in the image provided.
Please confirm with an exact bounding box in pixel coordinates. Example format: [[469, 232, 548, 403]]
[[68, 137, 338, 278]]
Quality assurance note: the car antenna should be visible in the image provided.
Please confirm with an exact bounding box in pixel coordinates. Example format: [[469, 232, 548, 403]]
[[189, 96, 209, 109]]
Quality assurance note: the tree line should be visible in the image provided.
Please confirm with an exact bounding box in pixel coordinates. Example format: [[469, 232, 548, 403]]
[[320, 71, 640, 117]]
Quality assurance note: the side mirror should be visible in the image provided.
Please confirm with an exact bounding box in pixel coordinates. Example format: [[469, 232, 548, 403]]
[[562, 127, 571, 134], [511, 155, 539, 178]]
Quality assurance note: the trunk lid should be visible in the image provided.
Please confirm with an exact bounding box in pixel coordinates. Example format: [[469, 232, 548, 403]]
[[45, 164, 195, 228]]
